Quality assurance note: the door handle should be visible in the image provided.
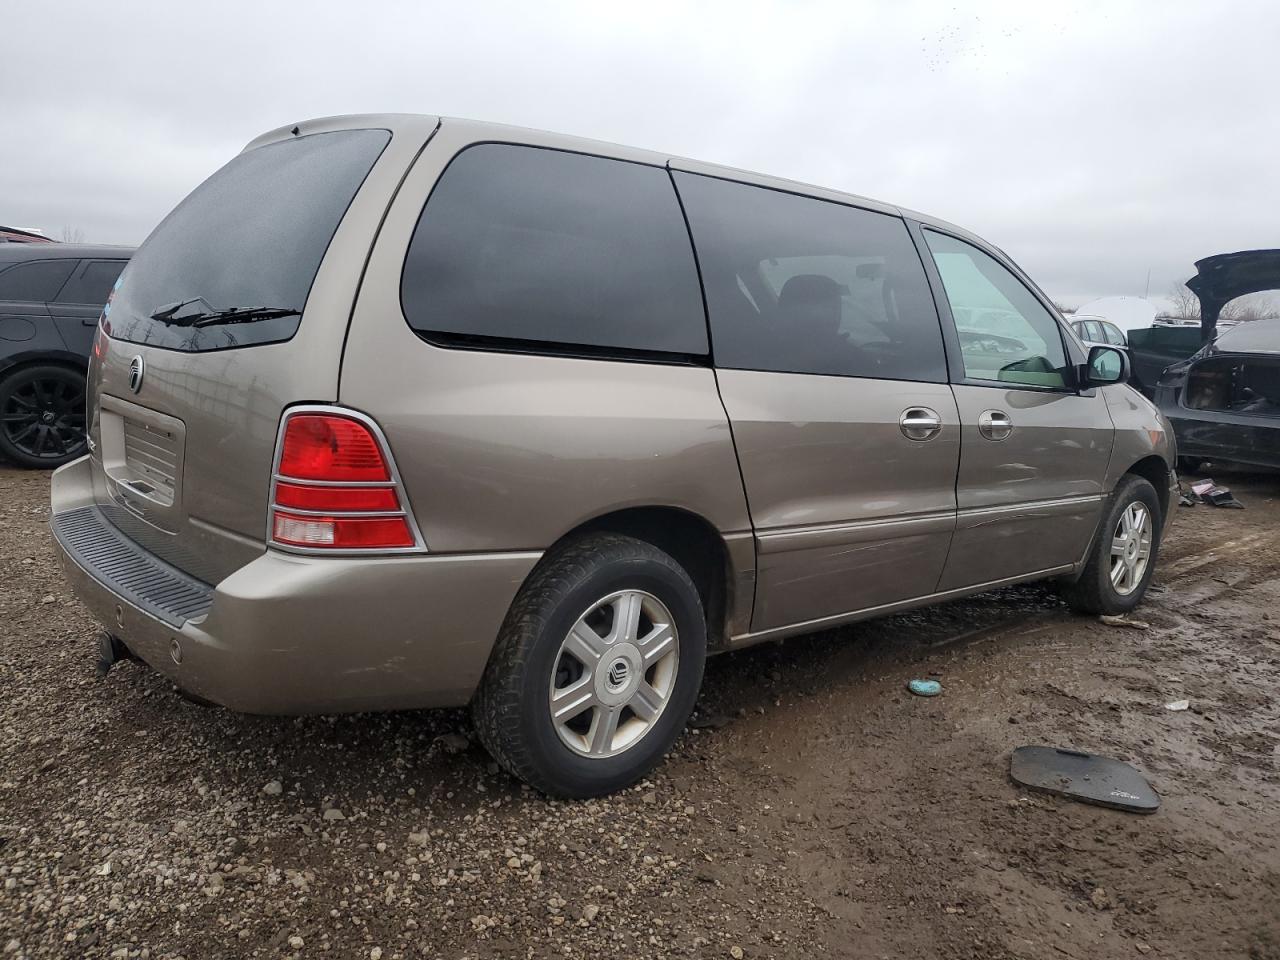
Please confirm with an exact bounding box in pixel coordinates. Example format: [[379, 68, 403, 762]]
[[900, 407, 942, 441], [978, 409, 1013, 441]]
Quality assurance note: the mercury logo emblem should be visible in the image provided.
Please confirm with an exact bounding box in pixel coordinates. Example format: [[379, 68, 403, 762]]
[[607, 660, 630, 688], [128, 355, 145, 394]]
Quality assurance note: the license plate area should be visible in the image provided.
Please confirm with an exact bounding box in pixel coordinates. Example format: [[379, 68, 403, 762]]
[[98, 394, 186, 529]]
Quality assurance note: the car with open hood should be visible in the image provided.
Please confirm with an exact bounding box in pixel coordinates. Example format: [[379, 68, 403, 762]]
[[1155, 317, 1280, 470]]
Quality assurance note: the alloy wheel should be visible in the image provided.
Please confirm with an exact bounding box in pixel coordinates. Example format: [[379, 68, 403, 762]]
[[1, 373, 86, 462], [548, 589, 679, 758], [1109, 501, 1152, 596]]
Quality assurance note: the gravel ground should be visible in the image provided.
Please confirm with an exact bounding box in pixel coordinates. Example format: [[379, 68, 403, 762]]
[[2, 464, 1279, 959]]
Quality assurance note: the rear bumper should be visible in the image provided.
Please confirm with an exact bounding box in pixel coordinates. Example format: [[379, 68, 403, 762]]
[[50, 456, 539, 714]]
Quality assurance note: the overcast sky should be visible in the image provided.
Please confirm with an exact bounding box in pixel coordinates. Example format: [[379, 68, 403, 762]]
[[3, 1, 1276, 307]]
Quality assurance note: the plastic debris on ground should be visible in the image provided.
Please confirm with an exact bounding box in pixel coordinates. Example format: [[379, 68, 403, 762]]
[[1165, 699, 1190, 711], [1009, 746, 1160, 814], [907, 679, 942, 697], [1182, 478, 1245, 509], [1099, 615, 1150, 630]]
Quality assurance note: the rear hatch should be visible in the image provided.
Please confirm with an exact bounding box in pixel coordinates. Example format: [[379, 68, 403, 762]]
[[86, 117, 434, 584]]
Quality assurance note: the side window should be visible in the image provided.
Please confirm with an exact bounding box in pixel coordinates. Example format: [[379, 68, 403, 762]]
[[1082, 320, 1104, 343], [401, 144, 706, 357], [923, 231, 1069, 389], [1103, 322, 1126, 346], [0, 259, 76, 302], [55, 260, 127, 306], [673, 172, 946, 381]]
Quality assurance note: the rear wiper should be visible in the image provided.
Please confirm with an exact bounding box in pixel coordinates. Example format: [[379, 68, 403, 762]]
[[188, 306, 302, 328], [150, 297, 208, 322], [148, 300, 301, 328]]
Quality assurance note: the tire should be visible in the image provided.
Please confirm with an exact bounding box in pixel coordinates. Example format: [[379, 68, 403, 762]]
[[473, 533, 706, 798], [1176, 456, 1203, 474], [0, 364, 88, 469], [1061, 475, 1162, 615]]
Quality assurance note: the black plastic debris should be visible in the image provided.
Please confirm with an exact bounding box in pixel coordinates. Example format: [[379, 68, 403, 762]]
[[1009, 746, 1160, 814], [1182, 478, 1245, 509], [1206, 487, 1245, 509]]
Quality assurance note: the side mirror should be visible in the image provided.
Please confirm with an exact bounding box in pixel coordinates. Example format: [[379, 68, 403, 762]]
[[1082, 345, 1128, 386]]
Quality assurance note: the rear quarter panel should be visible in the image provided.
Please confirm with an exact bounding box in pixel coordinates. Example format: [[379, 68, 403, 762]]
[[82, 116, 441, 584], [337, 121, 755, 624]]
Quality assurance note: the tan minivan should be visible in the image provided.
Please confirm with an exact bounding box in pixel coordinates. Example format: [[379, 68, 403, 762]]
[[51, 115, 1177, 797]]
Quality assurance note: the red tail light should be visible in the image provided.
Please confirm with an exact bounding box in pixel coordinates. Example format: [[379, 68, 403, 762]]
[[269, 409, 422, 552], [274, 481, 400, 512], [92, 321, 110, 362], [279, 415, 390, 481]]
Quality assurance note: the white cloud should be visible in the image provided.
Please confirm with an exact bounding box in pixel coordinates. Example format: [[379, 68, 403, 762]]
[[3, 0, 1276, 303]]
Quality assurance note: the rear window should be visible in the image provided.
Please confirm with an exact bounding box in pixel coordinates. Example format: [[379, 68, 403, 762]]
[[106, 129, 390, 352], [56, 259, 127, 306], [400, 144, 707, 358], [0, 259, 76, 302]]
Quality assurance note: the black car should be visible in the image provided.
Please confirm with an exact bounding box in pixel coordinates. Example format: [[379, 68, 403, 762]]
[[0, 243, 133, 467], [1155, 317, 1280, 470]]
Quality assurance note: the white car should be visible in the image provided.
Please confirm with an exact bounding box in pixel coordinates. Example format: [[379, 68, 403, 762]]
[[1070, 314, 1129, 350]]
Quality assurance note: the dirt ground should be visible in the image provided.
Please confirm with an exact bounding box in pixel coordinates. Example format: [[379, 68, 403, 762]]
[[2, 465, 1278, 960]]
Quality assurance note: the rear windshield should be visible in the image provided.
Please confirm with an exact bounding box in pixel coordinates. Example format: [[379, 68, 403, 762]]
[[106, 129, 390, 352]]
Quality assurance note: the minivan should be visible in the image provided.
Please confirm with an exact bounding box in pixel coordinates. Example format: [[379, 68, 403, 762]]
[[51, 115, 1177, 798]]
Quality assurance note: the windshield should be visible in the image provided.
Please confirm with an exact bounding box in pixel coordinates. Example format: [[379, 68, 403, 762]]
[[105, 129, 389, 352]]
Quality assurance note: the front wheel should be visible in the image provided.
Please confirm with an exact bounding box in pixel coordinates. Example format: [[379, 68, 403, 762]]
[[473, 534, 706, 798], [1061, 475, 1162, 615]]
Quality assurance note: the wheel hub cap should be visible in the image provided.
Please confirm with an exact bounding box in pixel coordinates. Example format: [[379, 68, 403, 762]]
[[606, 657, 630, 691], [597, 644, 643, 704]]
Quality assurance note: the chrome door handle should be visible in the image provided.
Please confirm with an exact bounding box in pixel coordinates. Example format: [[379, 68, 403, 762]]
[[900, 407, 942, 441], [978, 409, 1013, 441]]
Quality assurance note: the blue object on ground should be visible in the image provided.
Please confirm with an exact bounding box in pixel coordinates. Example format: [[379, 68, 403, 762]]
[[907, 679, 942, 697]]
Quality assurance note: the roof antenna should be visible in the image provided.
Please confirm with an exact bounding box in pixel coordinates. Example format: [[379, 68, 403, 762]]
[[290, 126, 300, 137]]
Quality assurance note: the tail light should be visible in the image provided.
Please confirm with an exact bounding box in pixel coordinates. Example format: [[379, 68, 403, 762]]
[[92, 317, 111, 362], [95, 279, 118, 361], [268, 408, 423, 553]]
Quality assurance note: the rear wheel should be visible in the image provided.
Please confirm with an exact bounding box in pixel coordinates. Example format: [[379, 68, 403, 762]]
[[0, 364, 88, 468], [473, 533, 706, 798], [1176, 456, 1203, 474], [1061, 474, 1162, 615]]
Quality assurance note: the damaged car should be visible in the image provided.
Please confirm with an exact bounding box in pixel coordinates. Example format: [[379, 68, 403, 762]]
[[1155, 317, 1280, 470]]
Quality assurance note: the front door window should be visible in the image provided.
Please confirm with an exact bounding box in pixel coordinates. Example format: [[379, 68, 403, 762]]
[[924, 231, 1070, 389]]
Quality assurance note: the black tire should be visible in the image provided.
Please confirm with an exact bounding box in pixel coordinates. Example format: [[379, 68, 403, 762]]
[[1176, 456, 1203, 474], [473, 533, 706, 798], [1061, 475, 1162, 615], [0, 364, 88, 469]]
